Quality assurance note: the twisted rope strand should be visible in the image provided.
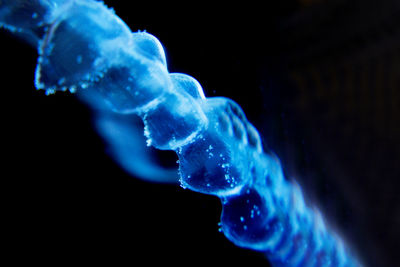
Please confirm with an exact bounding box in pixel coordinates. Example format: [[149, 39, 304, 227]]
[[0, 1, 362, 266]]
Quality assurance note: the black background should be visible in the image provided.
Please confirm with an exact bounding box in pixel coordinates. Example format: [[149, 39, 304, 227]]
[[1, 0, 399, 266]]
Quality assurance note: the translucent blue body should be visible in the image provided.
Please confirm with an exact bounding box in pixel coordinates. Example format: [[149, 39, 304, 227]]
[[0, 1, 362, 266]]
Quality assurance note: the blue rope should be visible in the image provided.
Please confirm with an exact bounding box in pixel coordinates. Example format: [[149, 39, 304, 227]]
[[0, 1, 362, 266]]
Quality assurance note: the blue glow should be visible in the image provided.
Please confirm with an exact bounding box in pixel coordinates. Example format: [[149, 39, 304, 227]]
[[0, 1, 363, 266], [94, 111, 179, 183]]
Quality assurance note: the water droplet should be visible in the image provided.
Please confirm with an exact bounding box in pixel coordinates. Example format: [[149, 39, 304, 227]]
[[80, 82, 89, 89], [146, 138, 152, 147], [69, 86, 77, 93]]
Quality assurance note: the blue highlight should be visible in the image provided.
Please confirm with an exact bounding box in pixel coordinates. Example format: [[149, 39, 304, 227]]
[[0, 1, 362, 266]]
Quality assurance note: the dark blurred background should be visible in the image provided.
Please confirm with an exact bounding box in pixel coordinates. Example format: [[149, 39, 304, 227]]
[[1, 0, 399, 266]]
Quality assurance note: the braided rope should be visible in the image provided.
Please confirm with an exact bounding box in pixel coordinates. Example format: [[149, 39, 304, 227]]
[[0, 1, 362, 266]]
